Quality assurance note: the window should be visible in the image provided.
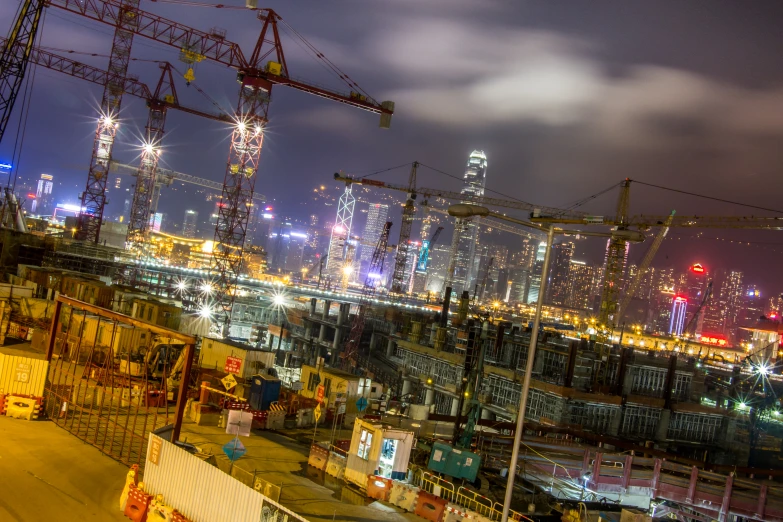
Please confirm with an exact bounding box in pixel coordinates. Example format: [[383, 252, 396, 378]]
[[323, 378, 332, 398], [307, 373, 317, 391], [358, 429, 373, 460]]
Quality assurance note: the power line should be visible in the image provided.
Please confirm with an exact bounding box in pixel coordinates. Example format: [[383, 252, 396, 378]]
[[630, 179, 783, 215]]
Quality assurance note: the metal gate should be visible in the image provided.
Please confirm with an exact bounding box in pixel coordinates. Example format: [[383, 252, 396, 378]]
[[43, 296, 195, 468]]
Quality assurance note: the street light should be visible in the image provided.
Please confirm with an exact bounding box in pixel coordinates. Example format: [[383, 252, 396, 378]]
[[447, 203, 644, 522]]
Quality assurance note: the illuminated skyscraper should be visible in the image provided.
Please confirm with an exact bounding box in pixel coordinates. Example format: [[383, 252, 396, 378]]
[[358, 202, 389, 280], [526, 241, 547, 304], [680, 263, 709, 335], [546, 241, 574, 306], [446, 150, 488, 294], [32, 174, 53, 214], [182, 210, 198, 238], [669, 296, 688, 336], [325, 185, 355, 282], [565, 259, 596, 310]]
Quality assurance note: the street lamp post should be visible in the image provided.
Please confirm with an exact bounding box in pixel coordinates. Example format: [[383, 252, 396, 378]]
[[446, 204, 644, 522]]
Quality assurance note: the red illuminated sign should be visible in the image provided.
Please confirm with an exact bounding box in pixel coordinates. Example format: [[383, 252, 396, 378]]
[[691, 263, 705, 273], [674, 295, 687, 302], [27, 193, 35, 199], [224, 356, 242, 375], [699, 335, 728, 347]]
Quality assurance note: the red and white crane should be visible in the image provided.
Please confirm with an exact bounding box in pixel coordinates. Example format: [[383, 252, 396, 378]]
[[3, 1, 394, 326]]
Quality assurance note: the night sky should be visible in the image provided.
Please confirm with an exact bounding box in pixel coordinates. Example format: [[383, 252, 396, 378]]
[[4, 1, 783, 291]]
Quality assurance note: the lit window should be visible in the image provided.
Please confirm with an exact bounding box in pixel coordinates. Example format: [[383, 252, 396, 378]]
[[358, 429, 373, 460]]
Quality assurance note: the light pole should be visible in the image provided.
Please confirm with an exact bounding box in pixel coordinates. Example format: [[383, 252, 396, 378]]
[[447, 204, 644, 522]]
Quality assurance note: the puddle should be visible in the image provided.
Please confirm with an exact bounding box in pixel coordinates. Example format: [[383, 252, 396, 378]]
[[296, 465, 372, 507]]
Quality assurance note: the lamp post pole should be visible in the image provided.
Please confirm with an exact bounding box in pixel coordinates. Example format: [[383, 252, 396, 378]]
[[500, 225, 554, 521]]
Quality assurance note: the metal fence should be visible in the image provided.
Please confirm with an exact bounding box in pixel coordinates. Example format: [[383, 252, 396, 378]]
[[43, 296, 195, 469]]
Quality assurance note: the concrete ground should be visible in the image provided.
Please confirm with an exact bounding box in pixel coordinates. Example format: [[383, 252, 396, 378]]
[[0, 416, 128, 522], [180, 419, 421, 522]]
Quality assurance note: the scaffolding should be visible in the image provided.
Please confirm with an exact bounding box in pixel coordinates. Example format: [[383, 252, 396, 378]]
[[567, 401, 619, 433], [395, 346, 461, 388], [667, 412, 723, 443], [621, 404, 662, 438]]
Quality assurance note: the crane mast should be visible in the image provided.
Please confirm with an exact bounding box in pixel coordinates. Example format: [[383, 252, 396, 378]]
[[391, 161, 418, 296], [0, 0, 44, 143], [35, 1, 392, 327], [341, 221, 392, 369]]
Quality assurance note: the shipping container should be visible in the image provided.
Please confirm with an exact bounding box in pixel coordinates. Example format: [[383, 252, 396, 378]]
[[199, 337, 275, 381]]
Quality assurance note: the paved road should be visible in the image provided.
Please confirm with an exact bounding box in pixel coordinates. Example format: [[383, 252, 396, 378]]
[[0, 416, 128, 522]]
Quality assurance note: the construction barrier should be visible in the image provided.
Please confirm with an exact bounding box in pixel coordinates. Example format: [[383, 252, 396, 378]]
[[123, 484, 152, 522], [415, 490, 448, 522], [171, 512, 191, 522], [266, 403, 286, 430], [4, 395, 41, 420], [444, 504, 470, 522], [366, 475, 393, 501], [390, 482, 419, 512], [0, 394, 5, 415], [325, 451, 347, 480], [308, 443, 329, 471]]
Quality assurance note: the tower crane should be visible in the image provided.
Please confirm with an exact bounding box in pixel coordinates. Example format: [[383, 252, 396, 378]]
[[390, 162, 418, 296], [0, 0, 44, 143], [36, 1, 393, 326], [340, 221, 393, 369], [4, 38, 230, 253], [614, 210, 676, 325]]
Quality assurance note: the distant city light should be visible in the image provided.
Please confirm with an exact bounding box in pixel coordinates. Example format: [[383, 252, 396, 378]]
[[290, 232, 308, 239], [262, 213, 273, 219], [0, 163, 12, 170]]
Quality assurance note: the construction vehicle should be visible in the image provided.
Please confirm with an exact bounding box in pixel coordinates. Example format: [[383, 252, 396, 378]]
[[117, 336, 190, 398]]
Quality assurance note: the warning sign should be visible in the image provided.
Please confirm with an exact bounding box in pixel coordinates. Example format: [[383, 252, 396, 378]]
[[221, 374, 238, 391], [224, 356, 242, 375], [314, 404, 322, 422], [149, 437, 162, 466]]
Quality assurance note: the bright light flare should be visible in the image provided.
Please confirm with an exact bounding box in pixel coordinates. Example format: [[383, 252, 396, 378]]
[[199, 305, 213, 318], [199, 281, 214, 295], [273, 294, 285, 306], [756, 364, 770, 376]]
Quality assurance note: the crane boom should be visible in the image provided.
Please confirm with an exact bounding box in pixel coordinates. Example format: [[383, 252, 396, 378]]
[[109, 162, 266, 201], [615, 210, 675, 326], [335, 173, 584, 218]]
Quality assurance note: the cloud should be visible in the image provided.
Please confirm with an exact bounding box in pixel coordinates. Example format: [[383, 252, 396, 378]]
[[336, 14, 783, 148]]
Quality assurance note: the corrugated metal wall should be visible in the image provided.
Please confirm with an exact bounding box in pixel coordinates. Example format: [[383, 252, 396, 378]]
[[143, 434, 309, 522], [0, 354, 48, 396]]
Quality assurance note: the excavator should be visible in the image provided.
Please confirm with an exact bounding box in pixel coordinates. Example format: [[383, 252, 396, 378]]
[[117, 336, 190, 399]]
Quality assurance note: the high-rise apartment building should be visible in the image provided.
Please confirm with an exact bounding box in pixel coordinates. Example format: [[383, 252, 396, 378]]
[[546, 241, 574, 306], [182, 210, 198, 238], [446, 150, 488, 294], [565, 259, 596, 310], [32, 174, 54, 214]]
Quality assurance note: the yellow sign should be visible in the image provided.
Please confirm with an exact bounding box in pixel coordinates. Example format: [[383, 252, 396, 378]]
[[149, 437, 162, 466], [314, 404, 322, 422], [221, 374, 237, 391]]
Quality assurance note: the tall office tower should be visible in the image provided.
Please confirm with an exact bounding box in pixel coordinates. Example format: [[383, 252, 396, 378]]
[[722, 270, 744, 341], [182, 210, 198, 238], [546, 241, 574, 305], [32, 174, 54, 214], [565, 259, 596, 310], [669, 295, 688, 336], [266, 219, 293, 272], [325, 185, 355, 282], [600, 238, 630, 318], [510, 237, 537, 270], [446, 150, 488, 294], [680, 263, 709, 335], [358, 202, 389, 280], [739, 285, 765, 327], [702, 268, 728, 335], [527, 241, 547, 304], [508, 267, 530, 304], [652, 290, 675, 333], [149, 212, 164, 233]]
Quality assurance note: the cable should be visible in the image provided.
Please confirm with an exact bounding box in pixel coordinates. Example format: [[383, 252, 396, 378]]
[[352, 162, 412, 179], [630, 179, 783, 215], [561, 181, 622, 212]]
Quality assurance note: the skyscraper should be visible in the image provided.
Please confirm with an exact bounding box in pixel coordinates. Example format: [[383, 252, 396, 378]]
[[446, 150, 488, 294], [527, 241, 547, 304], [670, 296, 688, 336], [358, 203, 389, 280], [565, 259, 596, 310], [546, 241, 574, 305], [32, 174, 53, 214], [182, 210, 198, 238], [325, 185, 355, 282]]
